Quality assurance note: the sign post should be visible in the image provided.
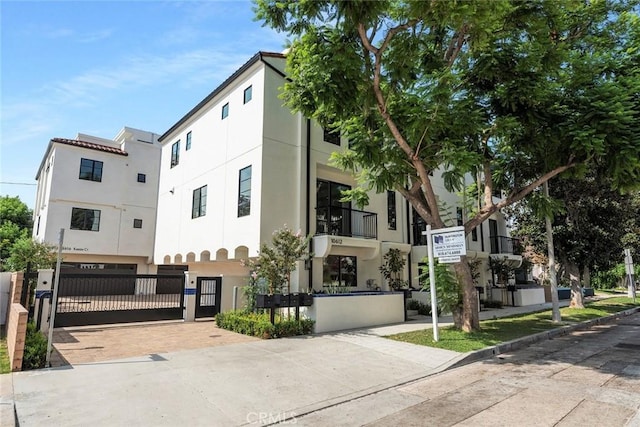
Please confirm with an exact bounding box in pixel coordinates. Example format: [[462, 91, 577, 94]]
[[424, 225, 468, 342], [46, 228, 64, 367], [624, 248, 636, 303]]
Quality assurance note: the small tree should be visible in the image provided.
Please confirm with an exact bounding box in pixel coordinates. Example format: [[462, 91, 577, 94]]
[[5, 237, 57, 272], [420, 260, 464, 328], [244, 226, 311, 295], [379, 248, 407, 291]]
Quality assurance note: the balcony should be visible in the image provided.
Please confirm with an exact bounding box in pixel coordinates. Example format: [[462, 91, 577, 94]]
[[316, 206, 377, 239], [490, 236, 522, 255]]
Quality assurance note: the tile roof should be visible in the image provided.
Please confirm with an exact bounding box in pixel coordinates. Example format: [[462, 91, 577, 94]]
[[51, 137, 128, 156]]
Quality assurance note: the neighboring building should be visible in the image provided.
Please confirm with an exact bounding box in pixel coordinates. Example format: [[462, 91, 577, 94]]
[[33, 127, 161, 274], [154, 51, 521, 311]]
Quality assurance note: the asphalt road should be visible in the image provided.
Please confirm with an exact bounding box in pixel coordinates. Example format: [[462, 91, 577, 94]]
[[296, 312, 640, 426]]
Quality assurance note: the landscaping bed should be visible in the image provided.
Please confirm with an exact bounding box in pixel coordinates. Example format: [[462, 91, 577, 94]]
[[216, 311, 314, 339]]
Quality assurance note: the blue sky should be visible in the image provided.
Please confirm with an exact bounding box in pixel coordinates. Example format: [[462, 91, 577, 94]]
[[0, 1, 288, 209]]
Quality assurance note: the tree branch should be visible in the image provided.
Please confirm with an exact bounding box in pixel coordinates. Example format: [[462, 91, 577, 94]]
[[444, 23, 469, 66]]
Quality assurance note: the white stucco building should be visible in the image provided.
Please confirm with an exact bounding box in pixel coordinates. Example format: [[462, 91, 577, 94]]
[[33, 127, 161, 274], [153, 51, 521, 310]]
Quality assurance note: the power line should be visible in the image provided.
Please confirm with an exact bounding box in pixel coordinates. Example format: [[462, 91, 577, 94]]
[[0, 181, 36, 186]]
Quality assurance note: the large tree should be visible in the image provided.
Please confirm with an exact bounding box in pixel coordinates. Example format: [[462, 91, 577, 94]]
[[255, 0, 640, 331], [0, 196, 33, 269]]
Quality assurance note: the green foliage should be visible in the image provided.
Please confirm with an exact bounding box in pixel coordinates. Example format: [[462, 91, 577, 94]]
[[483, 300, 504, 309], [0, 196, 33, 269], [22, 322, 47, 370], [216, 311, 314, 338], [406, 299, 439, 316], [592, 263, 640, 290], [243, 225, 311, 295], [5, 237, 57, 272], [379, 248, 407, 290], [243, 275, 268, 312], [0, 331, 10, 374], [419, 260, 463, 315]]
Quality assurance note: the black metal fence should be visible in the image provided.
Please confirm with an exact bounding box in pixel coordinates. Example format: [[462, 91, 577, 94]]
[[54, 273, 185, 327], [316, 206, 377, 239], [489, 236, 522, 255]]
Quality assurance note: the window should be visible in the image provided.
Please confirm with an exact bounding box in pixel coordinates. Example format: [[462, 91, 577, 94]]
[[316, 179, 351, 236], [387, 191, 397, 230], [70, 208, 101, 231], [79, 158, 103, 182], [186, 131, 192, 151], [133, 219, 143, 229], [222, 103, 229, 119], [192, 185, 207, 218], [323, 255, 357, 287], [137, 173, 146, 183], [457, 207, 464, 226], [244, 85, 252, 104], [323, 128, 340, 145], [171, 141, 180, 168], [471, 227, 478, 241], [238, 166, 251, 217]]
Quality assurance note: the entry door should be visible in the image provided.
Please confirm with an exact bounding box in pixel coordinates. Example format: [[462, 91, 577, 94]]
[[195, 277, 222, 318]]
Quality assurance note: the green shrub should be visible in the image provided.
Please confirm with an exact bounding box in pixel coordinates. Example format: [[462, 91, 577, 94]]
[[406, 299, 439, 316], [22, 322, 47, 370], [216, 311, 314, 338], [483, 299, 503, 309]]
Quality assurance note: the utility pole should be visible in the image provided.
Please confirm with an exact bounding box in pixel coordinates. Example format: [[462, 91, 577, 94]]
[[544, 182, 561, 322]]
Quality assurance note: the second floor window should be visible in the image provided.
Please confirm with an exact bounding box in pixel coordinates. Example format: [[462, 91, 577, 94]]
[[387, 191, 396, 230], [238, 166, 251, 217], [222, 103, 229, 119], [244, 85, 252, 104], [192, 185, 207, 218], [79, 158, 103, 182], [70, 207, 101, 231], [171, 141, 180, 168], [323, 128, 340, 145], [186, 131, 192, 151], [457, 207, 464, 226]]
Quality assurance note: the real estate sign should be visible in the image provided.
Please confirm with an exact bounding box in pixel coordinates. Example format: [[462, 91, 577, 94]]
[[431, 226, 467, 264]]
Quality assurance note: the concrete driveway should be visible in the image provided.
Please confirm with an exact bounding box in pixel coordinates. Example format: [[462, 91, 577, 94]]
[[51, 320, 258, 366]]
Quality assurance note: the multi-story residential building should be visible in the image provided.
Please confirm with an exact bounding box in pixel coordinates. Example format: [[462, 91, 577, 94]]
[[154, 51, 521, 311], [33, 127, 161, 274]]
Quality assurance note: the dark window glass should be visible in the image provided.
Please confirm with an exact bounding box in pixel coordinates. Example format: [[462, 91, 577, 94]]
[[323, 128, 340, 145], [238, 166, 251, 217], [387, 191, 397, 230], [316, 179, 351, 236], [133, 219, 143, 228], [192, 185, 207, 218], [171, 141, 180, 167], [79, 158, 103, 182], [323, 255, 357, 287], [222, 103, 229, 119], [186, 131, 192, 151], [137, 173, 146, 183], [244, 86, 252, 104], [471, 227, 478, 241], [70, 207, 101, 231], [457, 207, 464, 226]]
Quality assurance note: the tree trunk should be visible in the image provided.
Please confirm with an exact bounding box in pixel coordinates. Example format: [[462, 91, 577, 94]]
[[567, 262, 585, 308], [582, 266, 591, 289], [453, 258, 480, 332]]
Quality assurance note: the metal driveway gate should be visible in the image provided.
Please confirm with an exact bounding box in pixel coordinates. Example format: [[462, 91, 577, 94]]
[[54, 273, 185, 327], [195, 276, 222, 318]]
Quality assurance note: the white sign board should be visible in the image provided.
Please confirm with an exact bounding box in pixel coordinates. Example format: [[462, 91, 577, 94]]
[[432, 226, 467, 264]]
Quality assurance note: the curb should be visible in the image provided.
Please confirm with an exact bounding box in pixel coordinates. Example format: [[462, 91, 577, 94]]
[[447, 306, 640, 370]]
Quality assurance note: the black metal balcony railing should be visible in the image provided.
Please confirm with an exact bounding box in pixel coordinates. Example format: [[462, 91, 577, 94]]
[[316, 206, 377, 239], [490, 236, 522, 255]]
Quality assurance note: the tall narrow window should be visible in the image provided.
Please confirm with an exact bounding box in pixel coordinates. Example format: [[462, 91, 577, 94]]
[[79, 158, 103, 182], [471, 227, 478, 241], [323, 128, 340, 145], [137, 173, 146, 183], [70, 208, 101, 231], [192, 185, 207, 218], [456, 207, 464, 226], [243, 86, 252, 104], [238, 166, 251, 217], [387, 191, 397, 230], [222, 103, 229, 119], [186, 131, 192, 151], [171, 141, 180, 168], [133, 219, 143, 229]]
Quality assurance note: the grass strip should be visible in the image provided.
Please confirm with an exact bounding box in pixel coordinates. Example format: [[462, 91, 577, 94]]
[[0, 328, 11, 374], [387, 297, 638, 353]]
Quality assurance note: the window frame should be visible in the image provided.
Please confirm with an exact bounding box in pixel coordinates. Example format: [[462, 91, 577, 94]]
[[171, 141, 180, 168], [133, 219, 143, 229], [137, 173, 146, 183], [238, 165, 252, 217], [243, 85, 252, 104], [221, 102, 229, 119], [192, 185, 207, 219], [387, 191, 397, 230], [323, 255, 358, 287], [79, 158, 103, 182], [186, 131, 192, 151], [323, 128, 340, 146], [70, 207, 101, 232]]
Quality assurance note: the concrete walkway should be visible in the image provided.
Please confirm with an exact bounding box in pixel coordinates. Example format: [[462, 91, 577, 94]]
[[2, 299, 617, 426]]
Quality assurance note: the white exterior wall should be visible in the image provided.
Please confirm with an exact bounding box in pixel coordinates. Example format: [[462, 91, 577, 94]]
[[33, 128, 160, 272]]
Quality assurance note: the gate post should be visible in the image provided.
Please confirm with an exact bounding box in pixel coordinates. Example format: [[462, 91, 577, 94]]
[[184, 271, 197, 322], [35, 269, 54, 333]]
